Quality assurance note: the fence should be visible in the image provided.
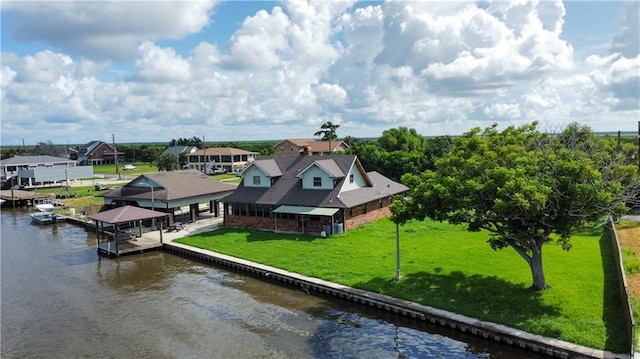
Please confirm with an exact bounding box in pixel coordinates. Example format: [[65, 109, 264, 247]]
[[608, 216, 636, 358]]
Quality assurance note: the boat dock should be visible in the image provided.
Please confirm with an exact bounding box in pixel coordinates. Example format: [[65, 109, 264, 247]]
[[97, 235, 164, 257], [0, 189, 55, 207]]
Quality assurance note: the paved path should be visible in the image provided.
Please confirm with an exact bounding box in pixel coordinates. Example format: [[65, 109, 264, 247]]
[[141, 214, 224, 243], [623, 215, 640, 223]]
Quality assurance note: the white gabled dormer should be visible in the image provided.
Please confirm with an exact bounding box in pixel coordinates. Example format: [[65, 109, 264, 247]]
[[338, 157, 373, 193], [240, 159, 281, 188], [297, 159, 344, 190]]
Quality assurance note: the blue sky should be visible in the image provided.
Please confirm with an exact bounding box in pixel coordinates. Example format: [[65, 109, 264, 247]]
[[1, 1, 638, 146]]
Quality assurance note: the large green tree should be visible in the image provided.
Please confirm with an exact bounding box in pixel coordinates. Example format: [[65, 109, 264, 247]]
[[378, 127, 428, 153], [392, 122, 637, 291]]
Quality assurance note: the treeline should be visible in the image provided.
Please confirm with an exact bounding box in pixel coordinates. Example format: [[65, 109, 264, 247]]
[[2, 129, 637, 182]]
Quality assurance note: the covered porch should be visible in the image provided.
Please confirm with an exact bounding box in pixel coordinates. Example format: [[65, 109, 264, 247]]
[[88, 205, 169, 257], [272, 205, 342, 235]]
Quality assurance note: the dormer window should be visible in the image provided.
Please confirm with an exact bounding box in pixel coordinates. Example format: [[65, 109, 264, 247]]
[[253, 176, 261, 185], [313, 177, 322, 187], [349, 174, 354, 183]]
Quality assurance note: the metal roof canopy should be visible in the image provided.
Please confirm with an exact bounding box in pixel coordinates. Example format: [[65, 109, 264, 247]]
[[273, 205, 339, 216], [88, 205, 168, 224]]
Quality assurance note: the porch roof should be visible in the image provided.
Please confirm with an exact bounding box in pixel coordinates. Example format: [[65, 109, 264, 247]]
[[88, 205, 168, 224], [273, 205, 339, 216]]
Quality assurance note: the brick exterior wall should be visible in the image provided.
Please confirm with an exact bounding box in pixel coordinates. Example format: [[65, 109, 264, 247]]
[[224, 197, 394, 236], [344, 199, 391, 231]]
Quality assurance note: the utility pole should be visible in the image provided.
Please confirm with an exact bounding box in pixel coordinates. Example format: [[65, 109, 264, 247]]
[[113, 134, 121, 180], [637, 121, 640, 173]]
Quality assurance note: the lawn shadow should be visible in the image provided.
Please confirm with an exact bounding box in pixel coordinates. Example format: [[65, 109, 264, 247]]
[[354, 270, 563, 338], [599, 228, 631, 354]]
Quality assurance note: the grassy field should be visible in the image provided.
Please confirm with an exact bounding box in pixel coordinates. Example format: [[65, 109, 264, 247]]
[[177, 218, 628, 353], [92, 162, 157, 175]]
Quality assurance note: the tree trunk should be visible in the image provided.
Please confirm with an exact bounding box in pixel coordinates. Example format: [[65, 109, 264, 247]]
[[529, 248, 547, 291], [512, 239, 548, 291]]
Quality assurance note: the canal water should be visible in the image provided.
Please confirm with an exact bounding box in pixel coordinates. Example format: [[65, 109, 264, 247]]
[[1, 207, 548, 358]]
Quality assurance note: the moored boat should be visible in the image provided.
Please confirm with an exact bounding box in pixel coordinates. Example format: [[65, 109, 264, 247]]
[[30, 211, 66, 224], [30, 203, 66, 225]]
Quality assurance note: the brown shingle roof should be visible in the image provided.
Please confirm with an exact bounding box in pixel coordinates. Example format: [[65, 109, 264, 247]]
[[100, 169, 237, 201], [88, 205, 168, 224], [189, 147, 256, 156], [224, 155, 408, 209]]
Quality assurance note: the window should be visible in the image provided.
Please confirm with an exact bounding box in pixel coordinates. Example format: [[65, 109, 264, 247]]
[[349, 174, 354, 184], [229, 203, 246, 216], [249, 204, 270, 217], [253, 176, 261, 185], [313, 177, 322, 187]]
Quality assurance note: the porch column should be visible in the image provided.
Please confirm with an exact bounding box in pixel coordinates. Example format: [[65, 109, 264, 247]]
[[114, 224, 119, 257], [211, 200, 219, 216], [190, 203, 198, 222]]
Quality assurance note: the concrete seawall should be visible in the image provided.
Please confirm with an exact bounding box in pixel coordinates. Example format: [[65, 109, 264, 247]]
[[163, 241, 625, 359]]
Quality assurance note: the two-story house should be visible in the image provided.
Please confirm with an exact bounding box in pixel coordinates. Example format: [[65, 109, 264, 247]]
[[275, 139, 350, 156], [223, 154, 408, 235], [0, 155, 93, 188], [77, 141, 125, 165], [185, 147, 258, 174]]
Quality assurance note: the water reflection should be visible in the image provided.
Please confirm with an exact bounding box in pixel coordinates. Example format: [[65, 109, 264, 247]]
[[1, 208, 548, 358]]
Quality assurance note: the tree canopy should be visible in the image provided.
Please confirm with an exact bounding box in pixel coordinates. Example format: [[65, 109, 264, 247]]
[[314, 121, 340, 141], [378, 127, 428, 153], [169, 136, 204, 147], [156, 152, 180, 171], [392, 122, 638, 291]]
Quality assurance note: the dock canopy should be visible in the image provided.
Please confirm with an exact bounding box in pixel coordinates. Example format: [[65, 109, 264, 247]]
[[88, 205, 168, 224], [88, 205, 170, 257], [272, 205, 339, 216]]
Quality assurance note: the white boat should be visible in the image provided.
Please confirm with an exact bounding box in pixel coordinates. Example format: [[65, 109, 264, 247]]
[[30, 211, 66, 224], [33, 198, 64, 210], [30, 203, 66, 225]]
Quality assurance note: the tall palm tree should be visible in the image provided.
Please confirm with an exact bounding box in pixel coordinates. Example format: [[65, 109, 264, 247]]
[[314, 121, 340, 154]]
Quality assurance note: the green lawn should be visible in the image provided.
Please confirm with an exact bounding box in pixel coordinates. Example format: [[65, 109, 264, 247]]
[[93, 162, 157, 175], [177, 219, 628, 353]]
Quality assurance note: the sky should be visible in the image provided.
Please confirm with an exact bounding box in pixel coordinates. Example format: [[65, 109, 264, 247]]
[[1, 0, 639, 146]]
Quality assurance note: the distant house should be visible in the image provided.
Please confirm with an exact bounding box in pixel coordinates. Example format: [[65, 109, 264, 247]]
[[77, 141, 125, 165], [185, 147, 258, 174], [0, 155, 94, 188], [162, 146, 199, 158], [98, 169, 237, 224], [275, 139, 350, 156], [223, 154, 408, 235]]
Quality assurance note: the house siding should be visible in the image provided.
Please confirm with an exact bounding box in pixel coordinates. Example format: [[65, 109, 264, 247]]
[[300, 166, 334, 190], [340, 165, 367, 192], [243, 166, 271, 188]]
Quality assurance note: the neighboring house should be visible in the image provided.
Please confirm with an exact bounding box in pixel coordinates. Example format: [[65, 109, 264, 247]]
[[162, 146, 199, 158], [223, 154, 408, 235], [0, 155, 94, 188], [98, 169, 237, 224], [77, 141, 125, 165], [185, 147, 258, 174], [275, 139, 350, 156]]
